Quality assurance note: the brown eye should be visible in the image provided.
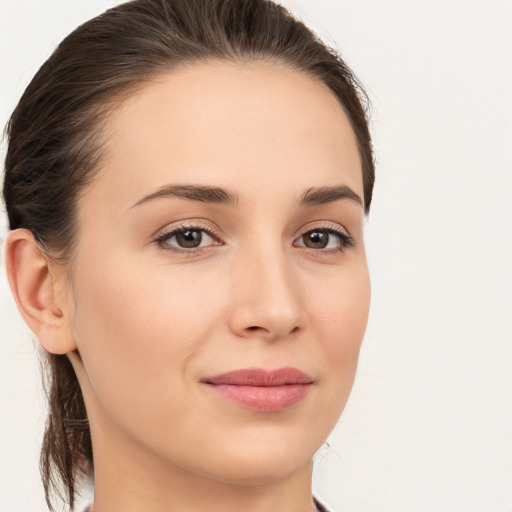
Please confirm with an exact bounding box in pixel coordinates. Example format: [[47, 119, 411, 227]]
[[175, 229, 203, 248], [156, 227, 216, 251], [302, 230, 330, 249], [295, 227, 352, 252]]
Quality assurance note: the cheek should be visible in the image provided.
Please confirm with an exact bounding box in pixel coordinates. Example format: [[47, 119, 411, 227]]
[[309, 264, 370, 406], [75, 250, 220, 348], [70, 254, 224, 428], [313, 262, 370, 349]]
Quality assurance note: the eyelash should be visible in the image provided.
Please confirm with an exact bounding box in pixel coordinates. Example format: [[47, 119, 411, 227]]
[[154, 222, 354, 256]]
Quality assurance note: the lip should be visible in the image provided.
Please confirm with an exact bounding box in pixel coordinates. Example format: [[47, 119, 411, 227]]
[[201, 367, 314, 412]]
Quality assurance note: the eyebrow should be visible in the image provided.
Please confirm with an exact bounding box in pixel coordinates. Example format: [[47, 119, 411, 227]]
[[298, 185, 363, 207], [130, 183, 363, 209], [131, 184, 239, 208]]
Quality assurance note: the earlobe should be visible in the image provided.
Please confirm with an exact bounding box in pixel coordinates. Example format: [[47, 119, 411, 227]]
[[4, 228, 77, 355]]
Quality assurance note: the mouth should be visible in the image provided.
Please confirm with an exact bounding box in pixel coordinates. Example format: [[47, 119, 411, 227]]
[[201, 367, 314, 412]]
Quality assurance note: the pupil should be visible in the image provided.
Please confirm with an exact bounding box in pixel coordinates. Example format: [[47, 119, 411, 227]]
[[307, 231, 328, 248], [177, 229, 202, 248]]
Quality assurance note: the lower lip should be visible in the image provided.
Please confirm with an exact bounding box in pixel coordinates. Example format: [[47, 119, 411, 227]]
[[204, 383, 312, 412]]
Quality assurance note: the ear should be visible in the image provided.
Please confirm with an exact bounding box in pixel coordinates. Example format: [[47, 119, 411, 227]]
[[4, 228, 77, 355]]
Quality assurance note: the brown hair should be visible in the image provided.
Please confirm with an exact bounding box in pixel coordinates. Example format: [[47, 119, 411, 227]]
[[2, 0, 375, 510]]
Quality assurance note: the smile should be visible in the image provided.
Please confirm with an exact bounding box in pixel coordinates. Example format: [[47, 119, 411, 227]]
[[201, 367, 314, 412]]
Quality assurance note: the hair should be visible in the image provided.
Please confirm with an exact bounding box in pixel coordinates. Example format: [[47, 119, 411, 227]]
[[2, 0, 375, 510]]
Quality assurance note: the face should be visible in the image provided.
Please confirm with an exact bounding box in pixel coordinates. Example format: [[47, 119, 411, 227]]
[[64, 61, 370, 486]]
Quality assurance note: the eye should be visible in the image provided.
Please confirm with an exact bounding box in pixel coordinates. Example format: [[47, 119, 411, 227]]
[[294, 227, 353, 253], [154, 225, 219, 252], [154, 223, 352, 255]]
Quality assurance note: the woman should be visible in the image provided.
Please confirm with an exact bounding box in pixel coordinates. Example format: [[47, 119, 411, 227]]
[[2, 0, 374, 511]]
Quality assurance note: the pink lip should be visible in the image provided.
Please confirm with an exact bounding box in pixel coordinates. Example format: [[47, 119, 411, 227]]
[[201, 367, 314, 412]]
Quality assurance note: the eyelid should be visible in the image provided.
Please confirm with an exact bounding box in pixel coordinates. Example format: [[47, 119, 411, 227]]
[[298, 221, 350, 237], [153, 219, 219, 239]]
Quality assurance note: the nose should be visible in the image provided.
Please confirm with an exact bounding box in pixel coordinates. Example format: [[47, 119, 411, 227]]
[[227, 246, 307, 342]]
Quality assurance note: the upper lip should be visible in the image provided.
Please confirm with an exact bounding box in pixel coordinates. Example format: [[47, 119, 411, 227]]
[[202, 367, 314, 386]]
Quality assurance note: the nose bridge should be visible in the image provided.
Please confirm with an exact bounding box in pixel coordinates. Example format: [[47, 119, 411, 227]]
[[229, 236, 306, 340]]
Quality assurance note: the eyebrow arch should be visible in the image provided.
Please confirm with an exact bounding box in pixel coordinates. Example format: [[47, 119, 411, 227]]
[[130, 183, 362, 210], [298, 185, 363, 207], [130, 184, 239, 209]]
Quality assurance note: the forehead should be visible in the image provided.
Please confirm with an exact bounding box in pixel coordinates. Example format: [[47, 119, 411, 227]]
[[88, 60, 363, 210]]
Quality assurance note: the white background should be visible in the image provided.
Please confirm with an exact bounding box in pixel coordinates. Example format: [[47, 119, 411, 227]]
[[1, 1, 511, 511]]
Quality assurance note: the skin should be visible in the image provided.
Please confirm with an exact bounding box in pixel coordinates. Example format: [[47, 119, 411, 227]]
[[6, 61, 370, 512]]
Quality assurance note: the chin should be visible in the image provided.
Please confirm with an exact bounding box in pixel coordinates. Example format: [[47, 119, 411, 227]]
[[184, 426, 321, 487], [206, 455, 312, 488]]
